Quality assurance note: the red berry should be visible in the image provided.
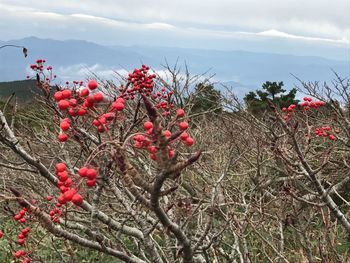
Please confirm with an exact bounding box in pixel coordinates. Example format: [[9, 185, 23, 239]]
[[60, 121, 70, 131], [72, 194, 83, 205], [86, 168, 98, 180], [58, 194, 66, 204], [46, 195, 53, 201], [93, 92, 104, 102], [53, 91, 63, 101], [58, 134, 68, 142], [176, 108, 185, 118], [78, 167, 88, 177], [86, 179, 96, 187], [69, 98, 77, 107], [21, 227, 30, 235], [19, 218, 26, 224], [329, 134, 336, 140], [0, 230, 3, 239], [185, 137, 194, 146], [79, 88, 89, 97], [88, 80, 98, 90], [77, 107, 87, 116], [180, 132, 189, 140], [179, 121, 188, 130], [143, 121, 153, 130], [168, 150, 175, 158], [14, 251, 22, 258], [63, 189, 76, 201], [116, 97, 125, 104], [148, 145, 156, 153], [68, 108, 76, 116], [58, 100, 70, 110], [62, 89, 71, 99], [14, 214, 22, 220], [55, 163, 66, 172], [57, 171, 69, 181], [163, 130, 172, 138], [112, 102, 124, 111], [18, 239, 25, 245], [64, 178, 72, 187]]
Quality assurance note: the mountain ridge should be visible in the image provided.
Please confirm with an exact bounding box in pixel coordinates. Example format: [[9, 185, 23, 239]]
[[0, 37, 348, 94]]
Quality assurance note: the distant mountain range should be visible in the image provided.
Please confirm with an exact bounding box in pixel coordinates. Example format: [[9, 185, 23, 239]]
[[0, 37, 349, 97]]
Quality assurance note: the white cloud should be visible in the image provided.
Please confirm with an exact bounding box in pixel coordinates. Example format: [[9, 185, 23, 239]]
[[0, 0, 349, 42]]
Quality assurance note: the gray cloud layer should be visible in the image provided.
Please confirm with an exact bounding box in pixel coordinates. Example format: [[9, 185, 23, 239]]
[[0, 0, 349, 59]]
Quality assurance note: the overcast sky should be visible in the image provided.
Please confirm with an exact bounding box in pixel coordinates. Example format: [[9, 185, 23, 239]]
[[0, 0, 349, 59]]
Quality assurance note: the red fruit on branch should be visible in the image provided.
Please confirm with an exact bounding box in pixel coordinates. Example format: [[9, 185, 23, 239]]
[[14, 251, 22, 258], [0, 230, 3, 239], [58, 100, 70, 110], [176, 109, 185, 118], [185, 137, 194, 146], [179, 121, 188, 130], [144, 121, 153, 130], [148, 145, 156, 153], [86, 179, 96, 187], [58, 134, 68, 142], [58, 194, 66, 204], [116, 97, 125, 104], [93, 92, 104, 102], [53, 91, 63, 101], [163, 130, 172, 138], [46, 195, 53, 201], [180, 132, 189, 140], [329, 134, 336, 140], [60, 121, 70, 131], [57, 171, 69, 181], [79, 88, 90, 97], [21, 227, 30, 235], [86, 168, 98, 179], [88, 80, 98, 90], [78, 167, 88, 177], [63, 189, 76, 201], [55, 163, 66, 172], [18, 239, 25, 245], [62, 89, 71, 99], [72, 194, 83, 205], [112, 102, 124, 111], [77, 108, 87, 116], [69, 98, 77, 107]]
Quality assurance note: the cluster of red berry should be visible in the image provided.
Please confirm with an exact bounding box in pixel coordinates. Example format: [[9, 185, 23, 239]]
[[282, 97, 326, 121], [299, 97, 326, 110], [54, 79, 127, 141], [281, 104, 297, 121], [133, 107, 194, 160], [124, 65, 156, 99], [78, 166, 98, 187], [29, 59, 46, 71], [14, 207, 28, 224], [13, 249, 30, 262], [55, 163, 83, 206], [13, 226, 31, 262], [314, 126, 336, 140], [17, 227, 30, 246], [0, 226, 31, 262]]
